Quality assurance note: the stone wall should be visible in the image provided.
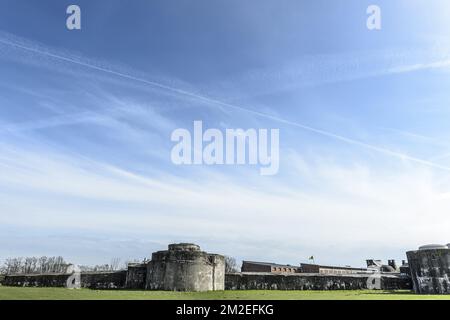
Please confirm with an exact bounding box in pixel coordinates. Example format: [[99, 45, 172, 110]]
[[381, 274, 412, 290], [407, 248, 450, 294], [125, 264, 147, 289], [0, 271, 411, 291], [2, 273, 72, 288], [80, 271, 127, 289], [2, 271, 127, 289], [225, 273, 411, 291]]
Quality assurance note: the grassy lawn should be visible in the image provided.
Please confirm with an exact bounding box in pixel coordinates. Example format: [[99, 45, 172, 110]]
[[0, 286, 450, 300]]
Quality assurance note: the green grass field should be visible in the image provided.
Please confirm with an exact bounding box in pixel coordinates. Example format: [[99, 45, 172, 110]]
[[0, 286, 449, 300]]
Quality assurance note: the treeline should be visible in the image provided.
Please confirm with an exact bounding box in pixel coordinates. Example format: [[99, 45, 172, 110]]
[[0, 256, 68, 275], [0, 256, 144, 275], [225, 256, 239, 273], [79, 258, 129, 272]]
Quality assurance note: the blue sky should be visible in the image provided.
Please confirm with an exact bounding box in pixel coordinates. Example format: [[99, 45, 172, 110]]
[[1, 0, 450, 268]]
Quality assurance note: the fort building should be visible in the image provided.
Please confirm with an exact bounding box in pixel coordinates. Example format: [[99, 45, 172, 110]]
[[241, 260, 397, 275], [0, 243, 413, 292], [300, 263, 367, 275], [407, 244, 450, 294], [146, 243, 225, 291], [241, 261, 300, 273]]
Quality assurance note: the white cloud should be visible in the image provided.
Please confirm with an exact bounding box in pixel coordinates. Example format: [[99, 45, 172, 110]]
[[1, 141, 450, 265], [2, 30, 450, 267]]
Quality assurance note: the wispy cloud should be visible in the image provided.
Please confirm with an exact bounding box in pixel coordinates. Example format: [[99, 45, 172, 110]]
[[209, 46, 450, 101], [2, 18, 450, 268], [1, 142, 450, 266], [1, 31, 450, 174]]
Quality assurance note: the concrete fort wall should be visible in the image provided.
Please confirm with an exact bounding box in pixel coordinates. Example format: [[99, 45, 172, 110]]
[[80, 271, 127, 289], [1, 272, 411, 291], [407, 246, 450, 294], [146, 243, 225, 291], [125, 263, 147, 289], [225, 273, 412, 291], [0, 242, 417, 292], [2, 271, 127, 289], [2, 273, 73, 288]]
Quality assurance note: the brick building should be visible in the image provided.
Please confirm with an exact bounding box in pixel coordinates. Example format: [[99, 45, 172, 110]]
[[300, 263, 367, 275], [241, 261, 300, 273]]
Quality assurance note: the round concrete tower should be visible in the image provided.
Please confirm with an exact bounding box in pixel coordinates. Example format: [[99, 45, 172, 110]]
[[145, 243, 225, 292], [407, 244, 450, 294]]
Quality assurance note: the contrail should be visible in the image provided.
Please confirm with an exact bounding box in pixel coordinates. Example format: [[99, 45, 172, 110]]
[[1, 36, 450, 172]]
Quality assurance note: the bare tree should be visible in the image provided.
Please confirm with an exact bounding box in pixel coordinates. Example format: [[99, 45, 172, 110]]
[[52, 256, 66, 273], [5, 258, 23, 274], [98, 264, 110, 272], [225, 256, 239, 273], [1, 256, 132, 274], [110, 258, 121, 271], [1, 256, 68, 275], [38, 256, 48, 273], [0, 260, 6, 275], [78, 265, 94, 272], [23, 257, 33, 274]]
